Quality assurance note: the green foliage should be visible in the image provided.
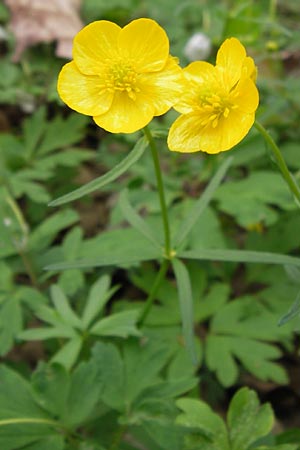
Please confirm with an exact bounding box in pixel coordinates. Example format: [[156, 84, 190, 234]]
[[19, 276, 140, 368], [1, 0, 300, 449], [176, 388, 298, 450], [0, 107, 91, 204]]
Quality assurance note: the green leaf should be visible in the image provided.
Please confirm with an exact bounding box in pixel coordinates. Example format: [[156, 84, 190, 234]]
[[28, 209, 79, 252], [0, 296, 23, 355], [45, 247, 161, 271], [18, 326, 77, 341], [122, 337, 172, 406], [65, 359, 104, 427], [119, 189, 162, 250], [82, 275, 113, 329], [51, 336, 82, 370], [173, 156, 233, 248], [90, 342, 125, 411], [214, 171, 296, 228], [278, 290, 300, 326], [180, 248, 300, 267], [90, 309, 141, 338], [50, 285, 82, 329], [176, 397, 229, 449], [49, 136, 148, 206], [31, 363, 70, 418], [205, 335, 238, 387], [140, 377, 198, 402], [36, 113, 88, 155], [23, 107, 47, 156], [18, 435, 65, 450], [205, 295, 289, 386], [0, 423, 63, 450], [255, 446, 299, 450], [0, 365, 61, 450], [227, 387, 274, 450], [172, 258, 197, 365], [276, 428, 300, 445], [0, 366, 47, 420]]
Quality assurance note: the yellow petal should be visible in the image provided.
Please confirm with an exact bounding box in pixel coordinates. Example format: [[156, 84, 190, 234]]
[[73, 21, 121, 75], [93, 92, 155, 133], [138, 56, 185, 116], [233, 77, 259, 113], [205, 109, 255, 153], [243, 56, 257, 81], [118, 18, 169, 72], [168, 113, 206, 153], [173, 61, 216, 114], [183, 60, 215, 83], [57, 62, 113, 116], [216, 37, 247, 87], [168, 109, 255, 154]]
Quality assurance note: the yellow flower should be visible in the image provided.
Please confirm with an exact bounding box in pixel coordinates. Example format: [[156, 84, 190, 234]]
[[57, 18, 184, 134], [167, 37, 259, 154]]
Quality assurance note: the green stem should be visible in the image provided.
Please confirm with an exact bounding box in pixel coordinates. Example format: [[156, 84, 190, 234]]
[[254, 121, 300, 206], [109, 424, 127, 450], [0, 417, 59, 427], [138, 259, 169, 325], [5, 193, 39, 289], [143, 126, 171, 257]]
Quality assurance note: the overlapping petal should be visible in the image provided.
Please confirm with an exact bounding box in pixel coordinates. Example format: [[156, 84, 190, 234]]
[[118, 18, 169, 73], [168, 108, 255, 154], [73, 21, 121, 75], [216, 37, 246, 87], [93, 92, 155, 134], [173, 62, 217, 114], [57, 62, 113, 116], [233, 77, 259, 113], [137, 56, 185, 116]]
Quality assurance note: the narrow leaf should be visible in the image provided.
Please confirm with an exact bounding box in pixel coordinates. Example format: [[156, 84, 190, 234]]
[[18, 327, 76, 341], [179, 248, 300, 267], [278, 290, 300, 326], [90, 310, 140, 338], [44, 249, 161, 271], [51, 336, 82, 370], [50, 285, 82, 329], [49, 137, 148, 206], [174, 156, 233, 248], [172, 258, 197, 365], [82, 274, 112, 329], [119, 189, 162, 250]]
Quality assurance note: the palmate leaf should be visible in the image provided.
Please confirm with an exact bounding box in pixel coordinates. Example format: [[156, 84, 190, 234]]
[[19, 276, 140, 369], [205, 295, 289, 387], [227, 388, 274, 450], [176, 387, 274, 450], [214, 170, 297, 228], [0, 365, 62, 450], [49, 136, 148, 206]]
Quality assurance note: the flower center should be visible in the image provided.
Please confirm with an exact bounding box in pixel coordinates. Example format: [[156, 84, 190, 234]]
[[200, 93, 237, 128], [105, 62, 140, 100]]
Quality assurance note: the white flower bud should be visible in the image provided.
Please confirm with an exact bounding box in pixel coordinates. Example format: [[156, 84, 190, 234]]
[[184, 32, 212, 61], [3, 217, 12, 227]]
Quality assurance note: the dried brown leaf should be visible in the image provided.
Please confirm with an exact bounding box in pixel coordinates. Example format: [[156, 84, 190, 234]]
[[5, 0, 83, 61]]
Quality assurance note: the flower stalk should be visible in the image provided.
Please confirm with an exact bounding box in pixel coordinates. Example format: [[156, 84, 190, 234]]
[[143, 126, 172, 257], [254, 120, 300, 207]]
